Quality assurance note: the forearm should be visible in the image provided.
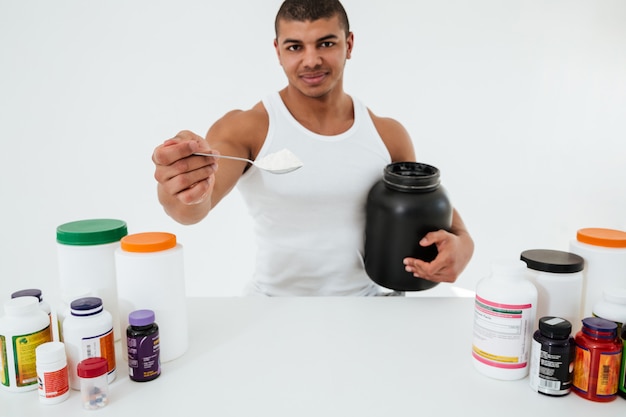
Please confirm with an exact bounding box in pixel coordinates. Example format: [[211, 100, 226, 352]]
[[157, 183, 212, 225]]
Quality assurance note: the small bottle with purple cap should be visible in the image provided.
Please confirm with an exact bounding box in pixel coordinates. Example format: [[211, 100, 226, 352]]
[[127, 309, 161, 382]]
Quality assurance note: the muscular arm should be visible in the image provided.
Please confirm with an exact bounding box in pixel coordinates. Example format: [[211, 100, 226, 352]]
[[152, 103, 268, 225], [370, 111, 475, 283]]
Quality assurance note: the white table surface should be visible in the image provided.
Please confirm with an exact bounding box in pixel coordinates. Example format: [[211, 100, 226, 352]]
[[1, 296, 624, 416]]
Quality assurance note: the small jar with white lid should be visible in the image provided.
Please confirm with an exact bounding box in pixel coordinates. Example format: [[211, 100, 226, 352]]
[[592, 287, 626, 333], [36, 341, 70, 404], [520, 249, 584, 332]]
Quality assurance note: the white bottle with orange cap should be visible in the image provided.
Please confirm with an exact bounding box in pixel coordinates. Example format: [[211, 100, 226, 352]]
[[115, 232, 188, 363], [569, 227, 626, 318]]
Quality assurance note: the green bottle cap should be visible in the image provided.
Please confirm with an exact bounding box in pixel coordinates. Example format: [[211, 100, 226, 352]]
[[56, 219, 128, 246]]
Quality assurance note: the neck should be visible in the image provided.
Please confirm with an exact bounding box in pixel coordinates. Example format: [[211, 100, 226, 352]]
[[279, 86, 354, 135]]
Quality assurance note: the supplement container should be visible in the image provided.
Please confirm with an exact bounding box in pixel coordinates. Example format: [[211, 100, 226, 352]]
[[592, 287, 626, 332], [520, 249, 584, 332], [472, 260, 537, 380], [569, 227, 626, 317], [0, 296, 52, 392], [62, 297, 116, 390], [77, 357, 109, 410], [36, 341, 70, 404], [572, 317, 622, 402], [56, 218, 128, 341], [617, 326, 626, 399], [116, 232, 188, 362], [528, 317, 575, 396], [11, 288, 52, 320], [364, 162, 452, 291], [127, 309, 160, 382]]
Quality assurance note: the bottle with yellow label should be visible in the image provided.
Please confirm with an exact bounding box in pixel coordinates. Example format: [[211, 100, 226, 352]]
[[572, 317, 622, 402], [0, 296, 52, 392]]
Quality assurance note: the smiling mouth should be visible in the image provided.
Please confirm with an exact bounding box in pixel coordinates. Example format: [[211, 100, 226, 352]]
[[300, 72, 327, 85]]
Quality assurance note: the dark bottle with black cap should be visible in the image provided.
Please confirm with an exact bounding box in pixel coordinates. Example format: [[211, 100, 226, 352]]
[[528, 316, 575, 396]]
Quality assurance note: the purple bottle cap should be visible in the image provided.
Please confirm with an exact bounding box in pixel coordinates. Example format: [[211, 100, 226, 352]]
[[129, 309, 155, 326]]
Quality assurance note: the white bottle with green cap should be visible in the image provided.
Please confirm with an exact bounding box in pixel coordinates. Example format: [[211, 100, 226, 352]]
[[56, 219, 127, 341]]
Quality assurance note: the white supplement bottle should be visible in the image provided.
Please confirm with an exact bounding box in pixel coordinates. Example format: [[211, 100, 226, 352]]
[[116, 232, 188, 363], [569, 227, 626, 318], [520, 249, 584, 332], [592, 287, 626, 332], [472, 260, 537, 380], [62, 297, 116, 390], [36, 341, 70, 404], [0, 296, 52, 392], [56, 218, 128, 341]]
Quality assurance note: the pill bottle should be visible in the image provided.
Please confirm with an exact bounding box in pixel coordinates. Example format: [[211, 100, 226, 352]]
[[619, 326, 626, 399], [472, 260, 537, 380], [11, 288, 52, 322], [127, 309, 160, 382], [77, 357, 109, 410], [56, 218, 128, 341], [364, 162, 452, 291], [62, 297, 116, 390], [572, 317, 622, 402], [36, 341, 70, 404], [0, 296, 52, 392], [569, 227, 626, 318], [528, 317, 575, 396], [116, 232, 188, 363], [592, 287, 626, 334]]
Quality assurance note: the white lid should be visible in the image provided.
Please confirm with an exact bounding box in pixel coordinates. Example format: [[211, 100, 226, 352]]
[[4, 296, 39, 315], [36, 341, 67, 364], [491, 260, 528, 280], [603, 287, 626, 305]]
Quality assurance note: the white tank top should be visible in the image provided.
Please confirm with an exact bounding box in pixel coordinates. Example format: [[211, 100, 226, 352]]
[[236, 92, 391, 296]]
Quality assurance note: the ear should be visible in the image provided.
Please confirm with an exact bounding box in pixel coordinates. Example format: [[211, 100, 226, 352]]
[[346, 32, 354, 59], [274, 38, 283, 66]]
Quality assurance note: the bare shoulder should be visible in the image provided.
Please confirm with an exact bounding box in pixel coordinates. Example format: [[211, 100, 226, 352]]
[[206, 102, 269, 159], [368, 109, 416, 162]]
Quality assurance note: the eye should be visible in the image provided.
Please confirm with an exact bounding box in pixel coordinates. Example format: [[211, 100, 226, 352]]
[[286, 44, 301, 52], [320, 41, 335, 48]]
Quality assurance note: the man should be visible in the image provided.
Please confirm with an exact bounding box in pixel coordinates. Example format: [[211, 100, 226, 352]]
[[152, 0, 474, 296]]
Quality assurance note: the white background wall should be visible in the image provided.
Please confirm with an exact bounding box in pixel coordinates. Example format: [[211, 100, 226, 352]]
[[1, 0, 625, 304]]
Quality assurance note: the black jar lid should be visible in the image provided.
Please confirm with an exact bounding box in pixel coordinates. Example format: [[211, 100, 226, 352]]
[[383, 162, 440, 191], [538, 316, 572, 339], [520, 249, 584, 273]]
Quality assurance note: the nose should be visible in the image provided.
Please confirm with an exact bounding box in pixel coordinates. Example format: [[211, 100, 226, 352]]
[[302, 47, 322, 69]]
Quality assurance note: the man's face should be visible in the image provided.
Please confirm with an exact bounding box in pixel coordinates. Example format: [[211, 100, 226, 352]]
[[274, 15, 353, 99]]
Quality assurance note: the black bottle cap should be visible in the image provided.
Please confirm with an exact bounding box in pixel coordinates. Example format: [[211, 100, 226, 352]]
[[539, 316, 572, 339], [520, 249, 584, 273]]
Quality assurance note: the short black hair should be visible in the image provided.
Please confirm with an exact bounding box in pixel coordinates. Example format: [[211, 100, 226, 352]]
[[275, 0, 350, 38]]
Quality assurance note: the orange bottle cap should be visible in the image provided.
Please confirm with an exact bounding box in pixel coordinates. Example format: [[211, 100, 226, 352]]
[[576, 228, 626, 248], [121, 232, 177, 253]]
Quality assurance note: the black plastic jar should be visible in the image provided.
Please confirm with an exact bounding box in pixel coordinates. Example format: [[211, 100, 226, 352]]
[[364, 162, 452, 291]]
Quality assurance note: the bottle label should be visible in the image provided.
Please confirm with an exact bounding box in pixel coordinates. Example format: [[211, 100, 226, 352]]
[[1, 335, 8, 387], [127, 332, 160, 381], [9, 326, 52, 387], [529, 339, 573, 395], [81, 328, 116, 375], [39, 366, 69, 399], [573, 346, 620, 397], [472, 295, 533, 369]]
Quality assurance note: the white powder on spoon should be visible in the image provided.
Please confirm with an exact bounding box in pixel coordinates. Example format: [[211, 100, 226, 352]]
[[255, 149, 303, 171]]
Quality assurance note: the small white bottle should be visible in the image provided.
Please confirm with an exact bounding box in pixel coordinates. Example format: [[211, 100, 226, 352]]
[[592, 287, 626, 331], [36, 341, 70, 404], [62, 297, 116, 390], [0, 296, 52, 392], [472, 260, 538, 380], [11, 288, 52, 326]]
